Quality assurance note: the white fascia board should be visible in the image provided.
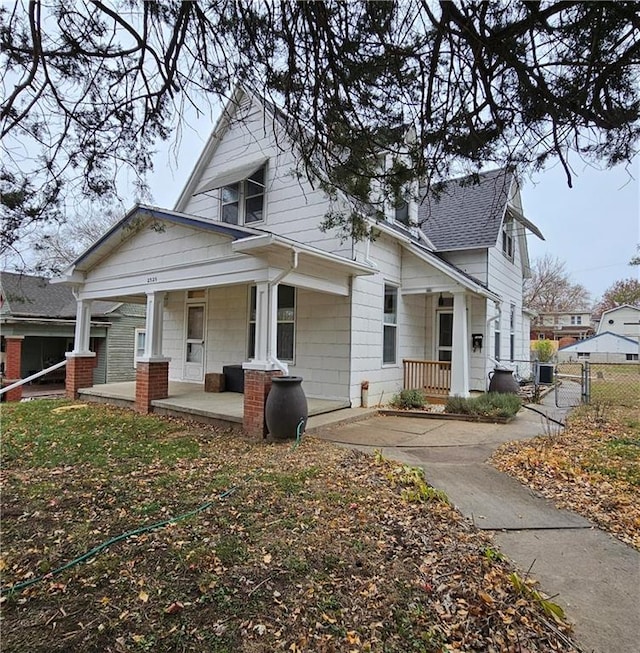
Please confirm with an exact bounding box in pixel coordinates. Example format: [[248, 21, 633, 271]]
[[77, 255, 270, 300], [50, 268, 85, 285], [284, 271, 350, 296], [232, 234, 375, 276]]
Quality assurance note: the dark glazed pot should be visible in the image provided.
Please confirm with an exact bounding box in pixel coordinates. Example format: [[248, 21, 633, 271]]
[[265, 376, 308, 440], [488, 368, 519, 394]]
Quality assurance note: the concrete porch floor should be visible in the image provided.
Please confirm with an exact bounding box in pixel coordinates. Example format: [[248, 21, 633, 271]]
[[78, 381, 376, 432]]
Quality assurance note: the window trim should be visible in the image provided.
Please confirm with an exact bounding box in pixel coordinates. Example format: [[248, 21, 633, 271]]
[[247, 284, 296, 363], [276, 285, 296, 363], [502, 219, 514, 260], [383, 283, 398, 366]]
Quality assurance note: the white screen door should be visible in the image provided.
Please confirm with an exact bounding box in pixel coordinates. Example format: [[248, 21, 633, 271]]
[[437, 312, 453, 362], [184, 303, 205, 381]]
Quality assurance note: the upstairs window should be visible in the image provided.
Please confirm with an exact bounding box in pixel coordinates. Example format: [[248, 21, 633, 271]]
[[570, 315, 582, 325], [221, 165, 266, 225], [394, 201, 409, 225], [502, 219, 514, 260]]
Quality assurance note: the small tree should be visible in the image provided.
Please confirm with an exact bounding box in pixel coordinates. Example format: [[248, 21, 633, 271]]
[[593, 278, 640, 317], [532, 339, 555, 363]]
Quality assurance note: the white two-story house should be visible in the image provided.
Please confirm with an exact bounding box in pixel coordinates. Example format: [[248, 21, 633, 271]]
[[57, 87, 543, 435]]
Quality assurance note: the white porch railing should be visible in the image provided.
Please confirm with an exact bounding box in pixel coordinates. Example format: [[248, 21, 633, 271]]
[[403, 359, 451, 396], [0, 360, 67, 397]]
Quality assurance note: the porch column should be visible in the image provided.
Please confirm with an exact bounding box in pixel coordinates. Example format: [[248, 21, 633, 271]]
[[254, 282, 269, 363], [66, 299, 96, 399], [243, 282, 281, 437], [450, 291, 470, 398], [135, 291, 170, 414], [72, 299, 93, 354], [3, 336, 24, 402]]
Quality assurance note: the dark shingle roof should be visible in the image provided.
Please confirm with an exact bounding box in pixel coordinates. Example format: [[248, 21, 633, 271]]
[[0, 272, 119, 318], [418, 168, 514, 251]]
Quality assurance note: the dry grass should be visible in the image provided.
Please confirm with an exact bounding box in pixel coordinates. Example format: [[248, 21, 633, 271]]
[[1, 399, 581, 652], [492, 405, 640, 550]]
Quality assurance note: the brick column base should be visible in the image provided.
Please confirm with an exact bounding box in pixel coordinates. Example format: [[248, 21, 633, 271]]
[[3, 337, 24, 402], [135, 361, 169, 414], [65, 354, 96, 399], [243, 369, 283, 438]]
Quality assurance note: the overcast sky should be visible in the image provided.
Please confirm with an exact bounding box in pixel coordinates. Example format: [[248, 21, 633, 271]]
[[145, 111, 640, 306]]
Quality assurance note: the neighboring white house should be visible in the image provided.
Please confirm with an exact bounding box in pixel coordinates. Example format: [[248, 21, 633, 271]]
[[558, 331, 640, 363], [595, 305, 640, 340], [56, 87, 543, 432]]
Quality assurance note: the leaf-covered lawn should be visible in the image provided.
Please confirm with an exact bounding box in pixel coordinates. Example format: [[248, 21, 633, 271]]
[[1, 400, 580, 652], [492, 405, 640, 550]]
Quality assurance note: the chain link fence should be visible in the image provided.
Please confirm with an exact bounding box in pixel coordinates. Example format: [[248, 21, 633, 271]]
[[583, 362, 640, 408], [490, 360, 639, 408]]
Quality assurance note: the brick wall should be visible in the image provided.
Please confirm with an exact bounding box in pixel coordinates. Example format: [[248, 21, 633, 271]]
[[65, 355, 96, 400], [243, 369, 282, 438], [135, 361, 169, 414], [3, 337, 23, 402]]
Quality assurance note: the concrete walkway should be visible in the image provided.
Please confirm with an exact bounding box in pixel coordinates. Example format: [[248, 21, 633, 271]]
[[314, 401, 640, 653]]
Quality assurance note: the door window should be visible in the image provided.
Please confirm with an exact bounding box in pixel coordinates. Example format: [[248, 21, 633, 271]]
[[437, 312, 453, 362]]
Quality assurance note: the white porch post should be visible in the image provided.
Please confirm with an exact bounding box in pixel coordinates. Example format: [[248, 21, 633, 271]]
[[268, 282, 279, 361], [72, 299, 93, 354], [254, 281, 270, 364], [450, 291, 470, 397], [143, 291, 166, 360]]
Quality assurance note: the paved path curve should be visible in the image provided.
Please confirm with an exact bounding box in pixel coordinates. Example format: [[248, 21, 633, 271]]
[[315, 402, 640, 653]]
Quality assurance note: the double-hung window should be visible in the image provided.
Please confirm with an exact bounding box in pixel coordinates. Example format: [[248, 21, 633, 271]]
[[383, 284, 398, 364], [221, 165, 266, 225], [247, 284, 296, 362], [502, 219, 514, 260]]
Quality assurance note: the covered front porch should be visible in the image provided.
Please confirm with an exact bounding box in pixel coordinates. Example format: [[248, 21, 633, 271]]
[[77, 380, 358, 431]]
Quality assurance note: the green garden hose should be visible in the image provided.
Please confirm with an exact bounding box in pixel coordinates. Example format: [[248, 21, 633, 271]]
[[3, 419, 309, 596]]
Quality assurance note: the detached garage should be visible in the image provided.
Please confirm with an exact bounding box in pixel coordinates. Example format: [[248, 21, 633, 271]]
[[558, 331, 639, 363]]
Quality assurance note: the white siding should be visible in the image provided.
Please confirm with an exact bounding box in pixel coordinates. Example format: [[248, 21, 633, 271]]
[[291, 288, 351, 400], [597, 306, 640, 339], [179, 98, 352, 259], [439, 249, 488, 285]]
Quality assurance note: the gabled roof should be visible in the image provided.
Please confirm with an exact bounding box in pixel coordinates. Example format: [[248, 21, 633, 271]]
[[0, 271, 119, 318], [63, 204, 260, 275], [418, 168, 543, 251], [598, 304, 640, 318], [559, 331, 639, 350]]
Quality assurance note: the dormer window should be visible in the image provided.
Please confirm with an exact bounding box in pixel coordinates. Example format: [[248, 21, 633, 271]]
[[395, 201, 409, 226], [221, 165, 266, 225]]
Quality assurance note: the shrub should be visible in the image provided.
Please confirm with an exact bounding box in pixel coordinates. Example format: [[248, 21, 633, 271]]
[[445, 393, 522, 419], [390, 388, 427, 409], [532, 339, 555, 362]]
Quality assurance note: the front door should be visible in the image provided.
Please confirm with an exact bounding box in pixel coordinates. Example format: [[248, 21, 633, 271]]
[[437, 311, 453, 362], [184, 303, 205, 381]]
